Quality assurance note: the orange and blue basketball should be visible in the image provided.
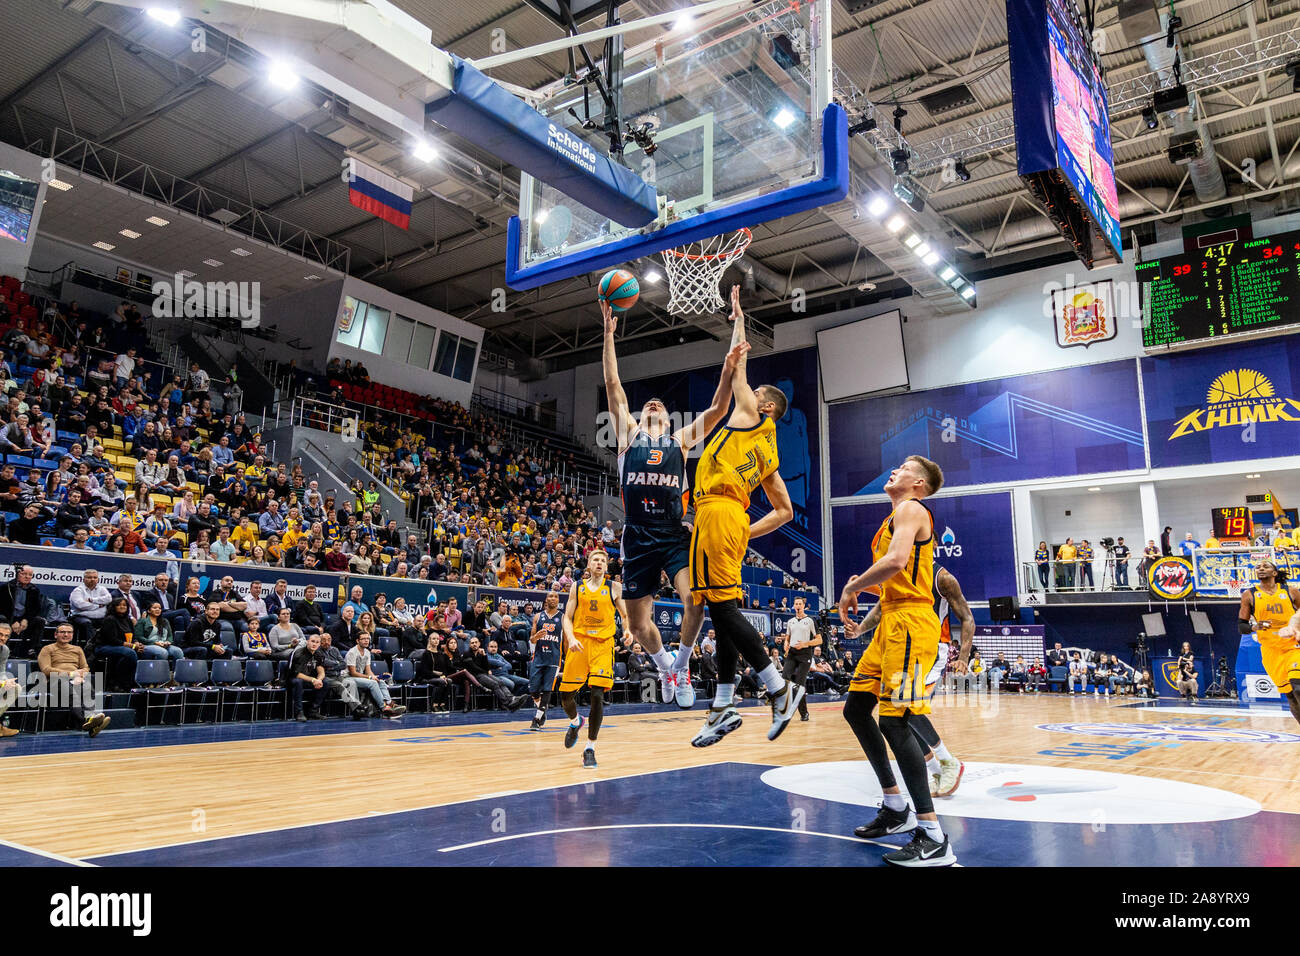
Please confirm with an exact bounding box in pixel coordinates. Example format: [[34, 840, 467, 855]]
[[598, 269, 640, 312]]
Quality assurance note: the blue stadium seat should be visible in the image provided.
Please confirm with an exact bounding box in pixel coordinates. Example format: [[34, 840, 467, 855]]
[[131, 659, 180, 725], [242, 658, 285, 721], [376, 635, 399, 659], [210, 659, 252, 722]]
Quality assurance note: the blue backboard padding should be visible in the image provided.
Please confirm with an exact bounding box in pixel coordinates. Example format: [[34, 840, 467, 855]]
[[425, 56, 657, 228], [504, 103, 850, 291]]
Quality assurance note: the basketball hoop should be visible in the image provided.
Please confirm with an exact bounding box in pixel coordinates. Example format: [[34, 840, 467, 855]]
[[660, 228, 752, 315]]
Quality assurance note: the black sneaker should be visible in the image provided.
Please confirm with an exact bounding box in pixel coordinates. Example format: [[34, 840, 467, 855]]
[[564, 715, 585, 749], [853, 803, 917, 840], [800, 712, 810, 722], [306, 710, 324, 720], [582, 748, 597, 769], [882, 828, 956, 867], [295, 711, 307, 722], [507, 694, 528, 712], [528, 715, 542, 731]]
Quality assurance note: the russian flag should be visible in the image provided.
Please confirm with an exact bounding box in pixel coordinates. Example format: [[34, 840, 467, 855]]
[[346, 158, 413, 230]]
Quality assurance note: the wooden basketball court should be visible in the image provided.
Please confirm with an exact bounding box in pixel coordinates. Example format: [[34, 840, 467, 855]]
[[4, 693, 1298, 867]]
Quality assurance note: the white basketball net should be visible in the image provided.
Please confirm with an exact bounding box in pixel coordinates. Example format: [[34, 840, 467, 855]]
[[660, 228, 752, 315]]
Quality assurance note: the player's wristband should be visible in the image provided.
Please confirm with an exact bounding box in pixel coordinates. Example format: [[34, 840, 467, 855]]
[[1238, 620, 1254, 634]]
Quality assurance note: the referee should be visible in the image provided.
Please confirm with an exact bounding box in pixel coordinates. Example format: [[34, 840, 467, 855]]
[[781, 597, 819, 721]]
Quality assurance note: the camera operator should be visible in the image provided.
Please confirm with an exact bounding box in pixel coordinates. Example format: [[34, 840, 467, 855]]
[[1111, 537, 1131, 588]]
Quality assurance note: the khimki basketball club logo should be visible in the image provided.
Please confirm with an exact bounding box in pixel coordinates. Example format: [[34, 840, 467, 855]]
[[1052, 280, 1115, 349], [1168, 368, 1300, 438], [1148, 555, 1194, 599], [1038, 722, 1300, 744]]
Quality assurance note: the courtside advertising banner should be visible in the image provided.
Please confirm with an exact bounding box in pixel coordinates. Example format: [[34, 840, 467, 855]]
[[0, 544, 341, 611], [350, 574, 471, 620]]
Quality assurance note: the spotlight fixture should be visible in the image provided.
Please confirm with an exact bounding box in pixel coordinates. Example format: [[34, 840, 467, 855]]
[[939, 266, 956, 281], [952, 158, 970, 183], [771, 108, 797, 130], [866, 194, 890, 217], [892, 104, 906, 132], [903, 233, 922, 249], [146, 7, 181, 26], [1153, 84, 1188, 113], [885, 214, 906, 233], [848, 117, 878, 137], [268, 61, 299, 90], [890, 148, 910, 176], [1142, 105, 1158, 130], [644, 269, 663, 284], [412, 141, 437, 163], [1165, 14, 1181, 47], [892, 179, 924, 212]]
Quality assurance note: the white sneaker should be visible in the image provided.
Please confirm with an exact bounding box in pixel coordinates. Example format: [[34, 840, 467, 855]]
[[659, 668, 676, 704], [928, 771, 943, 797], [767, 682, 806, 741], [935, 757, 964, 796], [674, 669, 696, 709], [691, 703, 742, 747]]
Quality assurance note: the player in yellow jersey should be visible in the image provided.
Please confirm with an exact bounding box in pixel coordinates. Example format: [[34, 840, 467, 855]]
[[1243, 559, 1300, 726], [689, 286, 801, 748], [559, 549, 628, 768], [838, 454, 955, 867], [853, 564, 975, 797]]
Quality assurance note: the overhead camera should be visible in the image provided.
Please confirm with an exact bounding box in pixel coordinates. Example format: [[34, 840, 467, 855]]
[[857, 280, 877, 292], [625, 120, 659, 157], [1100, 536, 1116, 550]]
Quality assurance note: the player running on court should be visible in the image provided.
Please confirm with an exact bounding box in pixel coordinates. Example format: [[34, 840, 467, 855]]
[[526, 591, 565, 731], [852, 563, 974, 797], [689, 285, 801, 747], [602, 297, 748, 708], [558, 549, 628, 768], [1244, 559, 1300, 727], [838, 455, 957, 866]]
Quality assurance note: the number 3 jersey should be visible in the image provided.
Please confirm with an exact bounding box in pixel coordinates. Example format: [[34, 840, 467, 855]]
[[619, 429, 688, 526]]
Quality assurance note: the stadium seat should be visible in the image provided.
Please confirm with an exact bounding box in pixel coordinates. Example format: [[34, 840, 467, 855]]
[[242, 659, 285, 721], [210, 659, 253, 722], [174, 659, 218, 723], [131, 659, 181, 726]]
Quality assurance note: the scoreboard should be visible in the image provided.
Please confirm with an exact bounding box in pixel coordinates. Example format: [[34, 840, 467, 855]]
[[1136, 229, 1300, 348], [1212, 506, 1253, 540]]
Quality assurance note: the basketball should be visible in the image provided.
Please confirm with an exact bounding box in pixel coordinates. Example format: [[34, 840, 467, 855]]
[[598, 269, 640, 312]]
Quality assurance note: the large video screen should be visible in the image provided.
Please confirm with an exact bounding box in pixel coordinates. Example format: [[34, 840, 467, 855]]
[[0, 170, 39, 244], [1136, 229, 1300, 349], [1047, 0, 1120, 256], [1008, 0, 1121, 262]]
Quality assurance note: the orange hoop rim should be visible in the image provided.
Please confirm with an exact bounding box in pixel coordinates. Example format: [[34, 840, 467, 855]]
[[661, 227, 752, 261]]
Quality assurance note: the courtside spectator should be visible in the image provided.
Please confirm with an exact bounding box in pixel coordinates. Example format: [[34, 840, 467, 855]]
[[38, 623, 110, 737], [346, 633, 406, 718], [288, 633, 327, 720]]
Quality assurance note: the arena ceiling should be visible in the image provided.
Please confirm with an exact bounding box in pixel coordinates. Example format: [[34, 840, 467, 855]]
[[4, 0, 1300, 370]]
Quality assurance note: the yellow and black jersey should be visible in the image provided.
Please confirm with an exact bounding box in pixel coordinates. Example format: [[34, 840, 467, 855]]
[[572, 577, 618, 642], [1251, 584, 1298, 654], [872, 498, 935, 606], [694, 417, 779, 511]]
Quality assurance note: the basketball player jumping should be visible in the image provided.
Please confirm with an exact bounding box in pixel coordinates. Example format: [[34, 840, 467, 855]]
[[853, 563, 974, 797], [838, 455, 956, 867], [526, 591, 564, 731], [602, 298, 748, 708], [689, 286, 803, 747], [1243, 558, 1300, 727], [558, 548, 628, 768]]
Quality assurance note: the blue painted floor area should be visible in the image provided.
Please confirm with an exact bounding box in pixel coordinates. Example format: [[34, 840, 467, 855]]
[[86, 762, 1300, 868], [1119, 697, 1292, 714], [0, 843, 77, 867], [0, 696, 800, 758]]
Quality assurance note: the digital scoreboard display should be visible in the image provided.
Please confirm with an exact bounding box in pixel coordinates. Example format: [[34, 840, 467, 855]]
[[1137, 230, 1300, 349], [1212, 506, 1253, 540]]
